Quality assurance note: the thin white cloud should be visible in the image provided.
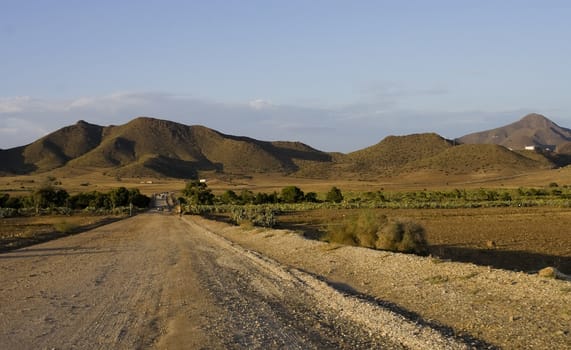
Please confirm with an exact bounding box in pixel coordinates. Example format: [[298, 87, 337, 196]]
[[248, 99, 273, 110], [0, 117, 49, 148], [0, 96, 29, 113]]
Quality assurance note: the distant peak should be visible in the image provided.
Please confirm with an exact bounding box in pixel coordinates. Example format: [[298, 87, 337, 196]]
[[130, 116, 177, 124], [518, 113, 554, 128], [75, 120, 98, 127], [127, 116, 166, 127], [131, 116, 157, 122], [520, 113, 549, 122]]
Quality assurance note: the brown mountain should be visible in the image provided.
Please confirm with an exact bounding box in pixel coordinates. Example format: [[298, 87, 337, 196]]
[[458, 113, 571, 151], [0, 115, 559, 179], [0, 117, 332, 178]]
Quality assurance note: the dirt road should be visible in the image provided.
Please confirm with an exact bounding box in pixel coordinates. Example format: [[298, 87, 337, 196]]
[[0, 213, 472, 349]]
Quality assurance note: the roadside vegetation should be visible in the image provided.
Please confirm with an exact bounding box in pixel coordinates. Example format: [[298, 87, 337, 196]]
[[0, 183, 151, 218], [0, 177, 152, 251], [178, 180, 571, 258]]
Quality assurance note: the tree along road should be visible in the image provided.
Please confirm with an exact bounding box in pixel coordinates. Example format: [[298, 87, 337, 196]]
[[0, 213, 469, 349]]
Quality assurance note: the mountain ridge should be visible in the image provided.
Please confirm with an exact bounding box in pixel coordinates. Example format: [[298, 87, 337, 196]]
[[0, 116, 334, 178], [0, 114, 564, 179]]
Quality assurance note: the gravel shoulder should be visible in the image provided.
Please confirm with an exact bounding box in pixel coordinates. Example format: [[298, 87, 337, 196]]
[[196, 216, 571, 349]]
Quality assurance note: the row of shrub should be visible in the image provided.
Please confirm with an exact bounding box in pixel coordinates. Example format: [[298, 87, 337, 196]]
[[0, 186, 151, 216], [0, 205, 145, 218], [180, 180, 571, 209], [356, 186, 571, 204], [179, 180, 344, 206]]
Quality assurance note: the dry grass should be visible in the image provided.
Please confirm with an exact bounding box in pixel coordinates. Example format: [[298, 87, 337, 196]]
[[53, 220, 79, 233]]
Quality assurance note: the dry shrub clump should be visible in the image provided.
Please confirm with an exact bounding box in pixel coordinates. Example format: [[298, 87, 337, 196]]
[[325, 210, 429, 255], [229, 206, 277, 228], [376, 220, 429, 255], [53, 220, 78, 234], [326, 211, 386, 248]]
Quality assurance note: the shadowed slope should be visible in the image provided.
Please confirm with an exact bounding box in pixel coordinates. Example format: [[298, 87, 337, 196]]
[[0, 146, 37, 175], [0, 120, 103, 174]]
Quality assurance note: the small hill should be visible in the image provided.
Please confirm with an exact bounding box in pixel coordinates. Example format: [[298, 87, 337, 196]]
[[458, 113, 571, 151], [339, 133, 454, 176], [410, 144, 555, 175]]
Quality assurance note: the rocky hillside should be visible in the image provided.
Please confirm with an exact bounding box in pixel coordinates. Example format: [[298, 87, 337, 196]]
[[458, 113, 571, 151]]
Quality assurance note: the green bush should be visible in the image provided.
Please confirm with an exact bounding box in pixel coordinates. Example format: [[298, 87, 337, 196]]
[[182, 180, 214, 205], [326, 186, 344, 203], [280, 186, 305, 203]]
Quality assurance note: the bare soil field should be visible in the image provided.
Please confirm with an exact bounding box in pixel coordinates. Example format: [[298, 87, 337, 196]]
[[278, 207, 571, 274], [0, 215, 124, 252], [0, 170, 186, 197], [3, 164, 571, 198]]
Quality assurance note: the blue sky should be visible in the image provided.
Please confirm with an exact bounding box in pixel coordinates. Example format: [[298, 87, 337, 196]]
[[1, 0, 570, 152]]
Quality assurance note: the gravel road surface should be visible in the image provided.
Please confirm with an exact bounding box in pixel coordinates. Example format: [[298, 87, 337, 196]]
[[0, 213, 471, 349]]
